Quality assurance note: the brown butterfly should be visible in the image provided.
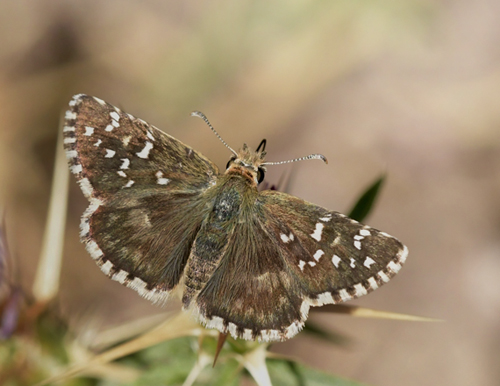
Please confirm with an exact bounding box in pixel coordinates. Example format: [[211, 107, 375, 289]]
[[64, 94, 408, 342]]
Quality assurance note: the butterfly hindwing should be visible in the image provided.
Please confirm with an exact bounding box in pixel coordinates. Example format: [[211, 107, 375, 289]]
[[194, 190, 407, 342], [194, 208, 306, 341], [64, 94, 219, 302]]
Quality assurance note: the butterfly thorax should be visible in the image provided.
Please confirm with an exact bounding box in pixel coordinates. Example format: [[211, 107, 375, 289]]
[[225, 144, 266, 187]]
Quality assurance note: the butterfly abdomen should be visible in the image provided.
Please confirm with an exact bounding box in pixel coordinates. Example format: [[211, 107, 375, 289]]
[[182, 177, 251, 307]]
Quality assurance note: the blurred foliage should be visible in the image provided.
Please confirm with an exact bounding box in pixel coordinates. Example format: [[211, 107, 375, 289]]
[[348, 175, 385, 223]]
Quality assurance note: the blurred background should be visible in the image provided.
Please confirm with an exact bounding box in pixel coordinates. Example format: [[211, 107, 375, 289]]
[[1, 0, 500, 385]]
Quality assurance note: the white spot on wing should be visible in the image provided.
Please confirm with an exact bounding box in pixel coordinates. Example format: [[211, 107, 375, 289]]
[[364, 256, 375, 268], [123, 135, 132, 146], [284, 322, 302, 340], [316, 292, 334, 305], [105, 149, 116, 158], [93, 97, 106, 105], [94, 139, 102, 147], [319, 214, 332, 222], [120, 158, 130, 169], [112, 120, 120, 128], [298, 260, 306, 271], [354, 240, 362, 250], [80, 199, 100, 238], [332, 254, 341, 268], [147, 131, 155, 141], [136, 141, 153, 159], [129, 277, 148, 297], [65, 111, 76, 120], [367, 277, 379, 290], [155, 171, 169, 185], [84, 126, 94, 136], [377, 271, 390, 283], [354, 283, 368, 296], [308, 261, 316, 267], [387, 260, 402, 274], [70, 164, 82, 174], [112, 270, 128, 284], [66, 150, 77, 159], [310, 223, 324, 241], [350, 258, 356, 268], [101, 260, 113, 275], [242, 329, 253, 340], [124, 180, 134, 188], [280, 233, 289, 243], [105, 124, 114, 132], [359, 229, 371, 236], [313, 249, 324, 261], [228, 323, 238, 337], [338, 289, 350, 302], [78, 178, 93, 197], [399, 245, 409, 263], [64, 137, 76, 144], [110, 111, 120, 121], [206, 315, 225, 331], [117, 171, 127, 177], [300, 301, 310, 318], [86, 240, 103, 259]]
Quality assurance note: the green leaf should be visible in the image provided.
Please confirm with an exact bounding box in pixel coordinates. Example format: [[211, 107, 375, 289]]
[[283, 360, 306, 386], [131, 336, 241, 386], [348, 175, 385, 223], [36, 308, 70, 364], [268, 359, 369, 386]]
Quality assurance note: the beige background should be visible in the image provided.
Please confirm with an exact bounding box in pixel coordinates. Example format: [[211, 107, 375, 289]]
[[1, 1, 499, 385]]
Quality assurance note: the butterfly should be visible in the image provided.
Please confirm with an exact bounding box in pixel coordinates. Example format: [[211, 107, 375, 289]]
[[63, 94, 408, 342]]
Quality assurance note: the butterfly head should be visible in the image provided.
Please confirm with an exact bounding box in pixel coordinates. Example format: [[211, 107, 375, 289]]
[[191, 111, 328, 186], [226, 143, 267, 186]]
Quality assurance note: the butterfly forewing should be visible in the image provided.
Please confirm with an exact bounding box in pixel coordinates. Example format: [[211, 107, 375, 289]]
[[259, 191, 407, 302], [64, 94, 219, 302]]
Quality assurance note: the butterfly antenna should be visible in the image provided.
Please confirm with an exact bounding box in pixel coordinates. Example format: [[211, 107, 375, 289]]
[[262, 153, 328, 166], [191, 111, 238, 157]]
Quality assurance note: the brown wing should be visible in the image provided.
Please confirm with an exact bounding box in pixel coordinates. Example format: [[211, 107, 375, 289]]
[[64, 94, 219, 303], [193, 190, 407, 342]]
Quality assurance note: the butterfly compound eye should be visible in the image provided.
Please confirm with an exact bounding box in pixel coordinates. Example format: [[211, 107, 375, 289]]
[[257, 167, 265, 184], [226, 157, 236, 170]]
